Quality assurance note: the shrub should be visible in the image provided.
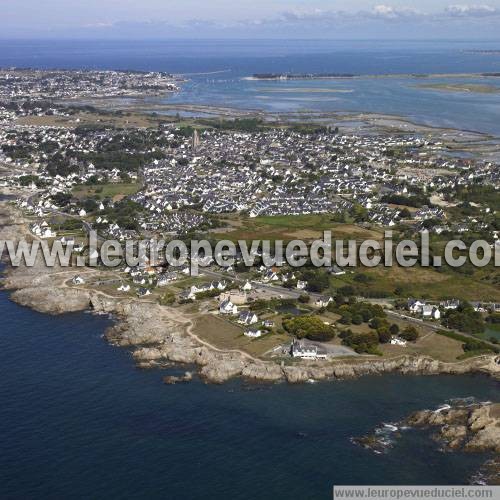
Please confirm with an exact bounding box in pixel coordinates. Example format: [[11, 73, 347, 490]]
[[389, 324, 400, 336], [377, 327, 392, 344], [342, 330, 380, 354], [400, 326, 419, 342], [352, 314, 363, 325], [283, 316, 336, 342]]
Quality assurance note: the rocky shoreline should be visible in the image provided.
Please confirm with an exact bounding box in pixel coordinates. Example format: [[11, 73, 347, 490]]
[[2, 197, 500, 385], [406, 402, 500, 455], [353, 401, 500, 485]]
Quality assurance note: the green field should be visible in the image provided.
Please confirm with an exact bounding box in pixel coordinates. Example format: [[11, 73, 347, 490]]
[[72, 182, 140, 201], [192, 314, 289, 357], [213, 214, 383, 242], [332, 265, 500, 302]]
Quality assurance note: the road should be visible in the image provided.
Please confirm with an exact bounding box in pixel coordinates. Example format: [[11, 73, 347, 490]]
[[205, 269, 499, 350], [21, 193, 500, 353], [201, 268, 323, 300]]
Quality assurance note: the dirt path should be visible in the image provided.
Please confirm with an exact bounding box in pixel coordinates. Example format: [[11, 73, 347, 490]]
[[159, 305, 258, 362]]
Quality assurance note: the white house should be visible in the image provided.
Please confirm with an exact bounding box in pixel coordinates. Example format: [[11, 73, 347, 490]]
[[244, 329, 264, 338], [422, 305, 440, 320], [190, 283, 214, 295], [440, 299, 460, 310], [117, 284, 131, 292], [213, 280, 227, 291], [242, 281, 252, 292], [291, 340, 327, 360], [390, 337, 407, 346], [71, 275, 85, 285], [41, 227, 57, 239], [315, 296, 333, 308], [408, 298, 426, 314], [263, 270, 279, 282], [219, 299, 238, 315], [471, 302, 488, 313], [238, 311, 258, 325], [296, 280, 308, 290]]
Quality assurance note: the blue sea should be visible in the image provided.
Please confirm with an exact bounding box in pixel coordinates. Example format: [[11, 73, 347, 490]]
[[1, 39, 500, 134], [0, 283, 499, 499]]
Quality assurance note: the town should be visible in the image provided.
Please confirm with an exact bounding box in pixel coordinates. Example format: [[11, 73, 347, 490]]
[[1, 68, 500, 366]]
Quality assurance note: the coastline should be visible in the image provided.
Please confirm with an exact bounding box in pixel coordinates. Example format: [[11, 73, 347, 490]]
[[354, 401, 500, 485], [243, 71, 500, 81], [1, 197, 500, 385]]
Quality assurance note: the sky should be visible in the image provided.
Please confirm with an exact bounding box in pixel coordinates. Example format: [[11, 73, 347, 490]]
[[2, 1, 500, 39]]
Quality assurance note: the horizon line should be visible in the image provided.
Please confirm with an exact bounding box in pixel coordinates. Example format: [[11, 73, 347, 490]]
[[1, 37, 500, 43]]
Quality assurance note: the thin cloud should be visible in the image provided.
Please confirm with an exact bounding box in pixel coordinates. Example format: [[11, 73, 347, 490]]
[[370, 5, 422, 19], [445, 4, 499, 17], [80, 4, 500, 32]]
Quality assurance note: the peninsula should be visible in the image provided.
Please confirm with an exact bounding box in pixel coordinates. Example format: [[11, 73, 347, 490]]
[[1, 67, 500, 386]]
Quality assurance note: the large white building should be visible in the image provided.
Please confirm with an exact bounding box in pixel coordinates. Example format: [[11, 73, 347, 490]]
[[291, 340, 327, 360]]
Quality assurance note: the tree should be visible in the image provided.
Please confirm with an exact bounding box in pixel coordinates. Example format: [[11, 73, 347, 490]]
[[338, 285, 355, 297], [443, 306, 485, 335], [462, 340, 486, 352], [339, 312, 352, 325], [85, 175, 100, 185], [301, 269, 330, 293], [342, 330, 381, 355], [159, 293, 176, 306], [19, 174, 40, 187], [298, 294, 310, 304], [399, 208, 412, 219], [51, 192, 72, 207], [354, 273, 373, 284], [352, 203, 368, 223], [377, 327, 392, 344], [82, 198, 98, 213], [369, 317, 388, 330], [389, 324, 400, 336], [283, 316, 336, 342], [352, 314, 363, 325], [400, 326, 419, 342]]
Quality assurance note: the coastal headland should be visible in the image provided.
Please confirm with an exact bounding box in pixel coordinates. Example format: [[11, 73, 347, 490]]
[[1, 67, 500, 386], [1, 199, 499, 385]]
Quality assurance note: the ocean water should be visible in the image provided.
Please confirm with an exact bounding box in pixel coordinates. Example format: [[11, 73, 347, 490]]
[[0, 285, 499, 500], [1, 39, 500, 134]]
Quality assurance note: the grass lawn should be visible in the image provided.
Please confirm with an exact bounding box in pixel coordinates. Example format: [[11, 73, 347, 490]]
[[322, 311, 466, 362], [356, 265, 500, 302], [379, 331, 465, 362], [168, 276, 208, 291], [213, 214, 383, 242], [72, 182, 140, 202], [192, 314, 289, 357], [16, 111, 167, 129]]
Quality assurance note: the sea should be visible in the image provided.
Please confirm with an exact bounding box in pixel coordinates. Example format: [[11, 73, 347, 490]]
[[1, 39, 500, 499], [1, 39, 500, 134], [0, 285, 499, 499]]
